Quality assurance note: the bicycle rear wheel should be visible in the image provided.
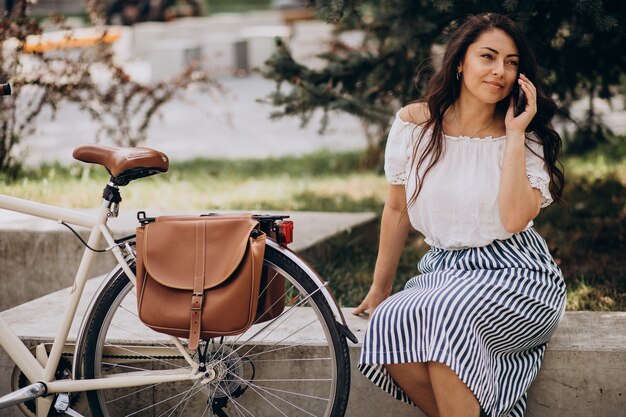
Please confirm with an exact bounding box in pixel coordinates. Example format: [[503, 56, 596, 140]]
[[76, 244, 351, 417]]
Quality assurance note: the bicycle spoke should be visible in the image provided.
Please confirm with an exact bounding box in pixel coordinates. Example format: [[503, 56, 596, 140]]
[[109, 320, 187, 356], [242, 342, 307, 359], [123, 384, 204, 417], [232, 374, 300, 417], [104, 383, 159, 404], [144, 382, 208, 417], [219, 284, 327, 363], [200, 401, 212, 417], [249, 385, 329, 402], [118, 302, 139, 318], [227, 400, 248, 417], [233, 378, 332, 382], [101, 362, 160, 372], [212, 378, 332, 401], [251, 270, 292, 324], [166, 380, 202, 417], [223, 280, 324, 354], [205, 385, 218, 417], [256, 270, 279, 303], [232, 373, 322, 417], [220, 354, 330, 379], [112, 295, 196, 357], [225, 395, 254, 417], [157, 385, 208, 417], [216, 281, 296, 358], [169, 386, 197, 417], [222, 378, 331, 383], [247, 357, 331, 363], [221, 383, 271, 417], [236, 317, 320, 361], [229, 375, 289, 417], [100, 343, 182, 369]]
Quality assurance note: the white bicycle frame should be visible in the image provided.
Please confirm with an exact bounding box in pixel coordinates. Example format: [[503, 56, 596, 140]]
[[0, 193, 200, 413]]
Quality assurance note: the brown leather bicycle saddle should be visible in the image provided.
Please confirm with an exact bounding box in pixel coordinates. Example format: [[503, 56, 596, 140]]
[[73, 145, 169, 186]]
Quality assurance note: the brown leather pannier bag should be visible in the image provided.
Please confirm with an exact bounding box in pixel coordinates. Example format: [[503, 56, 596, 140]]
[[135, 215, 284, 350]]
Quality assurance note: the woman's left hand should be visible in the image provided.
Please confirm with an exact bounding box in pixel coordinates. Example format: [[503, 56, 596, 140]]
[[505, 73, 537, 137]]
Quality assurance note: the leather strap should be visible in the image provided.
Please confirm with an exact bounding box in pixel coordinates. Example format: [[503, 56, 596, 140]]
[[188, 221, 206, 350]]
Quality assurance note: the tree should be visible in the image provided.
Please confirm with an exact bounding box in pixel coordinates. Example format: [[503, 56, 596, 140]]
[[0, 0, 222, 174], [261, 0, 626, 159]]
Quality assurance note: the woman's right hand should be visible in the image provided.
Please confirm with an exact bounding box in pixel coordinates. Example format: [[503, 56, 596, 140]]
[[352, 284, 392, 317]]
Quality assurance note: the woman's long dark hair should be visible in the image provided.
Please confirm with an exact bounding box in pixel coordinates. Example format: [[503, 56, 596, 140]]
[[406, 13, 564, 209]]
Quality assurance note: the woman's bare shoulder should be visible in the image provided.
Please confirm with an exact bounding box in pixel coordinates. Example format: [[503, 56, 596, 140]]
[[399, 102, 430, 126]]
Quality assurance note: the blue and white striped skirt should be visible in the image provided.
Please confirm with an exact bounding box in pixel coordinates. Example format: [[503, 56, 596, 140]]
[[358, 228, 566, 417]]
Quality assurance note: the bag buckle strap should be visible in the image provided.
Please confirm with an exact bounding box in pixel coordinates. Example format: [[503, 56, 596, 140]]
[[189, 221, 207, 351], [189, 291, 204, 350], [191, 293, 204, 311]]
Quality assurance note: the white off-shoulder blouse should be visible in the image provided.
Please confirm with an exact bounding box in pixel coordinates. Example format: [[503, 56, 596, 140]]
[[385, 109, 553, 250]]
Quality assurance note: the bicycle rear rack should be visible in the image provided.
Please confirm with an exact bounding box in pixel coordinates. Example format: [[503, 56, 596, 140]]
[[136, 211, 294, 245]]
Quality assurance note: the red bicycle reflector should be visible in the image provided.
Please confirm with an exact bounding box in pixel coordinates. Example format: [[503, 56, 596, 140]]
[[275, 220, 294, 245]]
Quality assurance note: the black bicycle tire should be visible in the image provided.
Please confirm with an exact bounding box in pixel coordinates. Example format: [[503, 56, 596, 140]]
[[77, 245, 351, 417]]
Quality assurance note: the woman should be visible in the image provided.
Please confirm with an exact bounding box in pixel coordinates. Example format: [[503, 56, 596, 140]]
[[353, 13, 566, 417]]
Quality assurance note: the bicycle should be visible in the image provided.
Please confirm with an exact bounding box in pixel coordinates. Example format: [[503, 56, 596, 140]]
[[0, 82, 357, 417]]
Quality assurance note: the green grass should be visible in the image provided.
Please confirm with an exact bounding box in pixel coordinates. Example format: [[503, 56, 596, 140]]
[[566, 277, 621, 311], [1, 144, 624, 311], [563, 139, 626, 183], [306, 228, 431, 308], [204, 0, 272, 14]]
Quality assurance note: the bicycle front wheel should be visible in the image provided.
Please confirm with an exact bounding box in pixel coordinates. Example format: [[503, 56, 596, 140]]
[[76, 244, 351, 417]]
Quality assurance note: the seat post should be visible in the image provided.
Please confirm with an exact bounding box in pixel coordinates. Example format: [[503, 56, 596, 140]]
[[102, 179, 122, 217]]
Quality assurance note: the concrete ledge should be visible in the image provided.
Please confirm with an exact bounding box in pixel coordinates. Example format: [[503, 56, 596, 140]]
[[0, 209, 377, 311], [345, 311, 626, 417], [2, 277, 624, 417]]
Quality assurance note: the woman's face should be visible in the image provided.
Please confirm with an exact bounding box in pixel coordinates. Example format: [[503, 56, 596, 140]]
[[458, 28, 520, 105]]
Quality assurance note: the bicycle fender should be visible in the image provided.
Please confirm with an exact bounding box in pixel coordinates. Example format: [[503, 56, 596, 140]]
[[266, 240, 358, 344]]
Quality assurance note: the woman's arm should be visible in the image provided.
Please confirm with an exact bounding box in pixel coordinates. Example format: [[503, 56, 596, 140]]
[[499, 135, 542, 233], [352, 184, 411, 315], [499, 73, 542, 233]]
